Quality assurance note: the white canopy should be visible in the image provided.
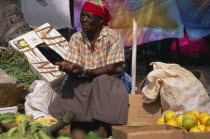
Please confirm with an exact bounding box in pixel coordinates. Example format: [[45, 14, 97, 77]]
[[21, 0, 72, 29]]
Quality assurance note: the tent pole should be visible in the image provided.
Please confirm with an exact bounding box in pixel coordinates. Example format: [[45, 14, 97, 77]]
[[131, 19, 137, 94]]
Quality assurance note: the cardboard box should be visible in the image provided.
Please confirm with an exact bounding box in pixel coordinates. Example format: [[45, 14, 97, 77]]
[[185, 132, 210, 139], [112, 125, 184, 139], [0, 85, 24, 108], [127, 94, 162, 126], [8, 23, 68, 90], [1, 123, 17, 131], [113, 94, 210, 139]]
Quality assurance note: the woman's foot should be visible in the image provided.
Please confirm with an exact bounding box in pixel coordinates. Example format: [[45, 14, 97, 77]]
[[98, 125, 108, 138], [71, 129, 87, 139]]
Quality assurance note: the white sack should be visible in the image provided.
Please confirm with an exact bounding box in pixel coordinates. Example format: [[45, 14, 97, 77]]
[[142, 62, 210, 115], [25, 80, 57, 119], [0, 106, 18, 114], [21, 0, 72, 29]]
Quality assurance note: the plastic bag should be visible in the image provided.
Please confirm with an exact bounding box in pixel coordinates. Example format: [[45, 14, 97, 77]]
[[25, 80, 57, 119], [142, 62, 210, 115]]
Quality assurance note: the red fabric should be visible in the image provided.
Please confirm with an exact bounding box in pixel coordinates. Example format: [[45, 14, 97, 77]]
[[81, 0, 112, 26], [170, 33, 210, 55]]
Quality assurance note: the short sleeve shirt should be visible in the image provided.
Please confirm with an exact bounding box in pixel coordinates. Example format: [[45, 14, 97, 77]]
[[65, 27, 125, 69]]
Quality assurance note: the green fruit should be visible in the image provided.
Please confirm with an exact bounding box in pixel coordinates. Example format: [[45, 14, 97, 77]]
[[14, 112, 21, 118], [0, 132, 7, 137], [30, 123, 44, 129], [29, 121, 53, 127], [19, 120, 30, 136], [38, 130, 51, 139], [0, 118, 15, 123], [33, 132, 40, 139], [26, 133, 34, 139], [7, 127, 18, 136], [86, 131, 101, 139], [15, 114, 31, 124], [30, 127, 43, 134], [57, 132, 71, 137], [0, 136, 27, 139], [57, 136, 71, 139], [0, 114, 15, 121], [156, 121, 165, 125], [182, 118, 196, 130]]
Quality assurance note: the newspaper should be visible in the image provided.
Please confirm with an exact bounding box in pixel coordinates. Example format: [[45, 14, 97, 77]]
[[9, 23, 69, 90]]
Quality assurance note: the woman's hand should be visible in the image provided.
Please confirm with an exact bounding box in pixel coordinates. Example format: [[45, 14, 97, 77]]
[[55, 61, 74, 73], [72, 64, 84, 75], [55, 61, 84, 75]]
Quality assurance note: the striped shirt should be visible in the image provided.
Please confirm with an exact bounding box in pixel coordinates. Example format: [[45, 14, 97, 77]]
[[65, 27, 125, 69]]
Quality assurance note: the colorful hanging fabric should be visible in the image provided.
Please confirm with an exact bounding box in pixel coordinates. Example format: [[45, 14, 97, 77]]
[[74, 0, 184, 46]]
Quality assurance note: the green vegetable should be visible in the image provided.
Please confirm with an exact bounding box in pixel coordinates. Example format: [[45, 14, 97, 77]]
[[0, 49, 40, 87]]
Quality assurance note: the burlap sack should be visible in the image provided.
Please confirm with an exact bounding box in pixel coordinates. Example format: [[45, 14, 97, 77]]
[[142, 62, 210, 115]]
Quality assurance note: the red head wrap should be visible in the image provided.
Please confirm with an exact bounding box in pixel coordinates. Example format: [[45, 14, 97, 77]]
[[81, 0, 112, 26]]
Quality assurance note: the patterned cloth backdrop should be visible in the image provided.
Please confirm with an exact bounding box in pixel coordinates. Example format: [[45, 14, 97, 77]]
[[74, 0, 209, 46]]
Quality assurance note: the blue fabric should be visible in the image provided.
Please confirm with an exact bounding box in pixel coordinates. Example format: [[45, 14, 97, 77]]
[[185, 26, 210, 41], [122, 72, 132, 93], [177, 0, 210, 28], [177, 0, 210, 40]]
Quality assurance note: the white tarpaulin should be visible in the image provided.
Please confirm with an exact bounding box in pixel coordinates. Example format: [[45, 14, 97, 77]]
[[21, 0, 72, 29]]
